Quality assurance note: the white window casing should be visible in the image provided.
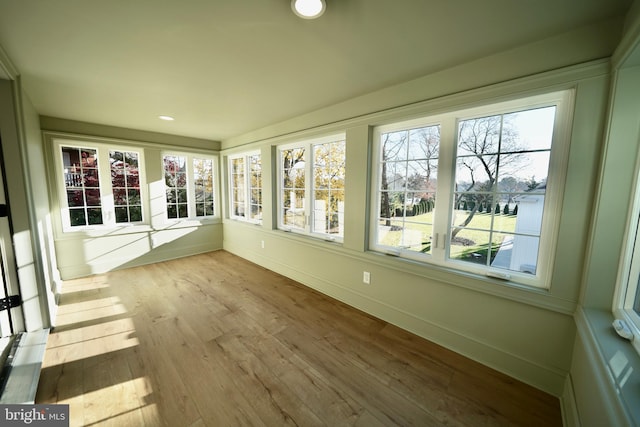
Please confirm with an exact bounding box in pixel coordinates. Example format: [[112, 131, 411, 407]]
[[228, 151, 262, 224], [370, 90, 575, 289], [277, 134, 346, 242]]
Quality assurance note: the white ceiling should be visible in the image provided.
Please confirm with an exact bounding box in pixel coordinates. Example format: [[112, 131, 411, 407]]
[[0, 0, 633, 142]]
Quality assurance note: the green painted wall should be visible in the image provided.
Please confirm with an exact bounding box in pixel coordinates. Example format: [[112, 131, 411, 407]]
[[568, 3, 640, 423], [220, 28, 614, 396], [39, 121, 224, 279]]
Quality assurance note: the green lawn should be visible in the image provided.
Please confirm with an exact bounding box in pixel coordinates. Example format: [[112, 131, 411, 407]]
[[378, 210, 518, 264]]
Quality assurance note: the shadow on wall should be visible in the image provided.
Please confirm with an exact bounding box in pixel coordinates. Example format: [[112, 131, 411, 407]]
[[56, 222, 222, 280]]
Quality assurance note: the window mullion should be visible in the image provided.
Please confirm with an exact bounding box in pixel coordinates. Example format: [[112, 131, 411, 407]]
[[186, 156, 195, 218], [305, 143, 312, 233], [244, 156, 251, 218], [432, 117, 456, 262], [98, 147, 114, 226]]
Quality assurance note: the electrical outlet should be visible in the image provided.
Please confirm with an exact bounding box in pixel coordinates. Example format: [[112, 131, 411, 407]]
[[363, 271, 371, 284], [261, 240, 265, 249]]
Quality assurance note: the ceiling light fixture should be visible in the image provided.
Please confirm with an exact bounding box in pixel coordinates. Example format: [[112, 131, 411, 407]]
[[291, 0, 326, 19], [158, 115, 175, 121]]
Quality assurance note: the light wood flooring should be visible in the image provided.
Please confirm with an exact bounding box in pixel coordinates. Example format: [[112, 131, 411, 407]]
[[36, 251, 562, 426]]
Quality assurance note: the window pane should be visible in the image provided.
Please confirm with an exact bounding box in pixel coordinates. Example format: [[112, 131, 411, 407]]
[[382, 130, 409, 162], [457, 115, 502, 156], [282, 148, 305, 230], [250, 154, 262, 222], [407, 160, 438, 191], [115, 206, 128, 223], [455, 155, 498, 192], [449, 229, 491, 264], [67, 189, 84, 207], [377, 125, 439, 251], [312, 140, 345, 237], [231, 155, 261, 222], [130, 206, 142, 222], [231, 158, 245, 218], [164, 155, 189, 219], [128, 189, 141, 205], [505, 106, 555, 151], [85, 189, 101, 206], [177, 188, 188, 204], [61, 146, 102, 226], [111, 150, 142, 223], [69, 208, 86, 226], [194, 158, 214, 217], [450, 107, 555, 274], [87, 208, 103, 225]]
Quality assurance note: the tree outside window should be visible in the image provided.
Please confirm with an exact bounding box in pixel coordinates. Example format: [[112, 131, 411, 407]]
[[194, 158, 214, 217], [230, 153, 262, 223], [279, 135, 346, 239], [110, 150, 142, 223], [372, 91, 570, 288], [451, 107, 555, 274], [377, 125, 439, 253], [62, 146, 103, 226], [164, 155, 188, 219]]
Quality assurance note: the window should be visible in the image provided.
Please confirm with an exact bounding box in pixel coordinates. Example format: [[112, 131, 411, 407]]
[[58, 141, 146, 229], [371, 91, 572, 288], [110, 150, 142, 223], [229, 152, 262, 223], [278, 135, 346, 240], [164, 155, 188, 219], [62, 146, 103, 226], [193, 158, 215, 217], [614, 157, 640, 355], [163, 153, 218, 220]]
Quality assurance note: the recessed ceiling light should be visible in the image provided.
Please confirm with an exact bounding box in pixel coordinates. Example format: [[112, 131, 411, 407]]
[[158, 115, 175, 121], [292, 0, 326, 19]]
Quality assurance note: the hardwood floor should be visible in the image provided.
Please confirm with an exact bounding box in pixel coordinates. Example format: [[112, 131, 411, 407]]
[[36, 251, 562, 426]]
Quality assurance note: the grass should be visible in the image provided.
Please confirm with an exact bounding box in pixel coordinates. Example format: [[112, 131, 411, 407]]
[[378, 210, 518, 264]]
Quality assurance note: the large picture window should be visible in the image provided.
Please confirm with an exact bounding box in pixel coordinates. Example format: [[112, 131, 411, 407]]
[[278, 135, 346, 240], [163, 153, 218, 220], [229, 152, 262, 223], [58, 141, 146, 229], [371, 91, 572, 288]]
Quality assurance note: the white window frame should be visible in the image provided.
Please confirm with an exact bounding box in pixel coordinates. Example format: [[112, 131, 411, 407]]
[[370, 90, 574, 289], [53, 138, 148, 231], [277, 134, 346, 242], [228, 151, 262, 224], [613, 149, 640, 355], [162, 152, 220, 222]]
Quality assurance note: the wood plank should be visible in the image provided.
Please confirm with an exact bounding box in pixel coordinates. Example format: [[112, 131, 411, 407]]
[[36, 251, 562, 426]]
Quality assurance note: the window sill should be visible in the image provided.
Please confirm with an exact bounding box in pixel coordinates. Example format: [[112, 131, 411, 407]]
[[161, 217, 221, 228], [228, 217, 263, 226], [59, 223, 154, 238], [278, 227, 344, 245], [57, 218, 221, 239], [576, 307, 640, 426]]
